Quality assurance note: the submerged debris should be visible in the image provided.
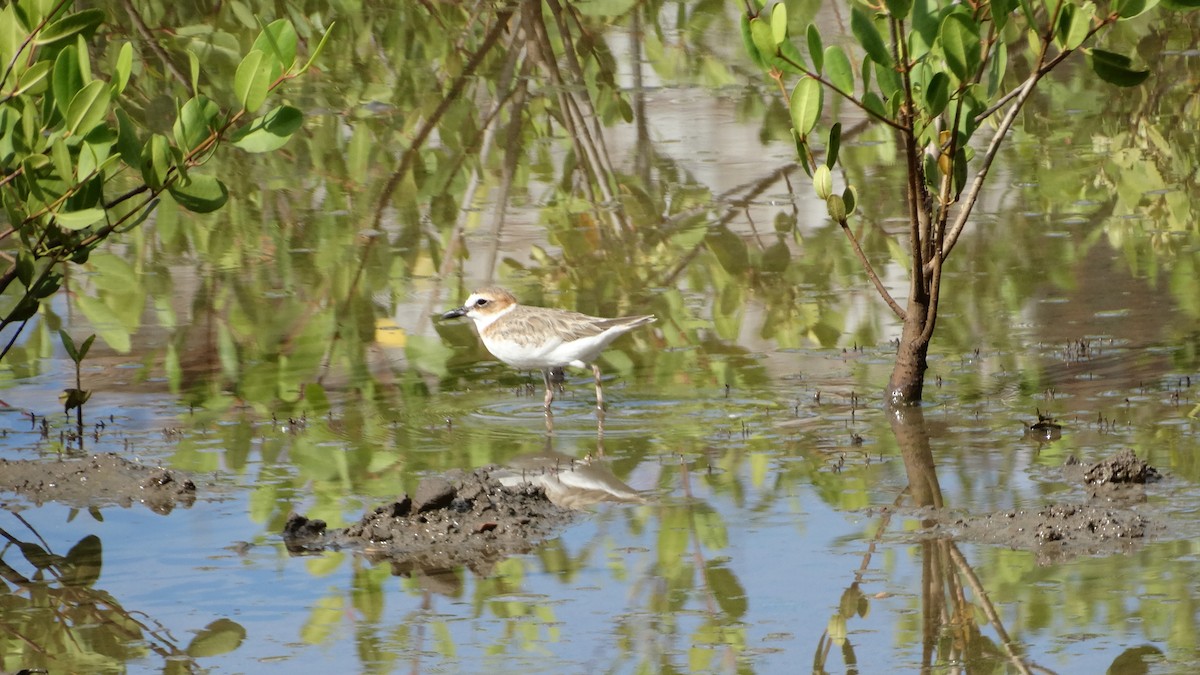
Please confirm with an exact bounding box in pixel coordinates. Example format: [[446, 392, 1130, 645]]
[[1022, 408, 1062, 441]]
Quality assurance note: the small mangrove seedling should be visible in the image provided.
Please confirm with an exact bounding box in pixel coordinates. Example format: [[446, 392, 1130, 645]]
[[60, 331, 96, 437]]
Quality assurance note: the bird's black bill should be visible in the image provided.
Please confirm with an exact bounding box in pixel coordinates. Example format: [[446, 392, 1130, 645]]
[[440, 307, 467, 320]]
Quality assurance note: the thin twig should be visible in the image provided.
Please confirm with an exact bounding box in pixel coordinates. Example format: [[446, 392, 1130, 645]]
[[947, 544, 1036, 675], [838, 218, 906, 320]]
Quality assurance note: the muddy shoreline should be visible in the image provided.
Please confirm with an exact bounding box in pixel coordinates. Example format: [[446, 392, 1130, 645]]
[[885, 449, 1165, 563], [0, 453, 198, 513], [0, 449, 1165, 567]]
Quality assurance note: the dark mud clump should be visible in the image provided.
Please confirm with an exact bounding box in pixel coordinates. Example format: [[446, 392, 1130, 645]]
[[0, 453, 197, 513], [1080, 448, 1162, 486], [943, 450, 1164, 563], [283, 466, 576, 575]]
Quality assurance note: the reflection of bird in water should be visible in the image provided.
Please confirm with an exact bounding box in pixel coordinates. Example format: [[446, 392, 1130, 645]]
[[440, 287, 655, 411], [494, 450, 644, 510]]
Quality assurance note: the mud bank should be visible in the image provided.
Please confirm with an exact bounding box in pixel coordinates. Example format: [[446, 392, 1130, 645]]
[[283, 466, 579, 575], [0, 453, 197, 513], [942, 450, 1164, 562]]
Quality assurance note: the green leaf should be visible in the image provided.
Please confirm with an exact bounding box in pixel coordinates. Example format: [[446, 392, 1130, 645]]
[[75, 294, 131, 353], [991, 0, 1017, 29], [186, 619, 247, 658], [173, 95, 220, 152], [806, 24, 823, 72], [843, 185, 858, 216], [953, 145, 968, 199], [18, 542, 57, 570], [706, 226, 750, 275], [11, 60, 51, 97], [34, 271, 62, 300], [56, 208, 105, 230], [813, 164, 832, 200], [79, 133, 117, 179], [113, 42, 133, 94], [885, 0, 913, 20], [792, 129, 813, 177], [35, 9, 104, 46], [60, 329, 78, 361], [50, 136, 72, 180], [939, 11, 982, 82], [75, 33, 91, 83], [875, 63, 902, 101], [231, 105, 303, 153], [770, 2, 788, 45], [169, 174, 228, 213], [1087, 48, 1149, 86], [826, 122, 841, 168], [1113, 0, 1154, 18], [253, 18, 298, 73], [52, 44, 83, 119], [741, 14, 766, 69], [78, 334, 96, 361], [61, 535, 102, 588], [706, 562, 748, 619], [924, 71, 950, 116], [114, 108, 142, 170], [405, 334, 455, 378], [7, 296, 39, 323], [1159, 0, 1200, 8], [912, 0, 942, 45], [789, 77, 822, 137], [863, 91, 886, 118], [188, 49, 200, 94], [987, 40, 1007, 97], [140, 133, 172, 189], [22, 155, 50, 202], [234, 49, 272, 112], [824, 45, 854, 93], [851, 6, 892, 67], [65, 79, 110, 137], [299, 21, 336, 74], [749, 17, 777, 63], [1018, 0, 1039, 25], [15, 253, 34, 287], [826, 193, 847, 222], [1055, 2, 1094, 51]]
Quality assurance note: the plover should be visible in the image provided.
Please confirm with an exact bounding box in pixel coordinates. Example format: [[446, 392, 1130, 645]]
[[441, 287, 655, 411]]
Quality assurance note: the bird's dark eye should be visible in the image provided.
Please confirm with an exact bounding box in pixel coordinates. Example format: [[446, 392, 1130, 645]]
[[475, 298, 488, 306]]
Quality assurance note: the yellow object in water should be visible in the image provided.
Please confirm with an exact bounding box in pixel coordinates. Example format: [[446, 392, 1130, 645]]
[[374, 318, 407, 348]]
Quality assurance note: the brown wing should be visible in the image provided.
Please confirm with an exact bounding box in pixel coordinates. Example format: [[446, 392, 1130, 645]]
[[499, 306, 653, 346]]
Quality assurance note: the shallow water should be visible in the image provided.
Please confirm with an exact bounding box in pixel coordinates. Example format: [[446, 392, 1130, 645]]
[[4, 327, 1199, 673], [3, 3, 1200, 674]]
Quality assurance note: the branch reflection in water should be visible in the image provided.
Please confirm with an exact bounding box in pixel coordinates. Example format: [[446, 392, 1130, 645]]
[[867, 407, 1032, 673]]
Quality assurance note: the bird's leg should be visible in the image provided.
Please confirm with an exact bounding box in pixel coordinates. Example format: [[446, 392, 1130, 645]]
[[542, 369, 555, 411], [592, 363, 605, 412]]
